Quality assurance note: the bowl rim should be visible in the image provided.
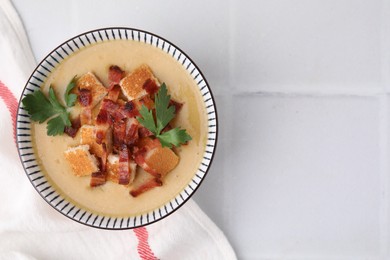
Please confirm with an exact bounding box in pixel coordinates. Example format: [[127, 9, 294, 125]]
[[16, 27, 218, 230]]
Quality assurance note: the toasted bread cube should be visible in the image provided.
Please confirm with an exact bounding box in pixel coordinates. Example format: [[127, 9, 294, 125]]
[[119, 65, 159, 100], [79, 107, 93, 126], [145, 147, 179, 177], [77, 72, 108, 108], [64, 145, 99, 177], [107, 154, 137, 184], [79, 125, 104, 158], [107, 154, 119, 183]]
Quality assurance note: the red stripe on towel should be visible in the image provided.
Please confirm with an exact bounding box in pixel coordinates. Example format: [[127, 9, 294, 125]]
[[0, 81, 18, 142], [134, 227, 158, 260]]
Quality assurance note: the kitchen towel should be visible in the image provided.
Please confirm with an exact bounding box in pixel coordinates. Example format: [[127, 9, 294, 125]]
[[0, 0, 237, 259]]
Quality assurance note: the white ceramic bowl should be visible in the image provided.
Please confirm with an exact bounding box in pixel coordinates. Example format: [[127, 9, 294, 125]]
[[16, 27, 217, 229]]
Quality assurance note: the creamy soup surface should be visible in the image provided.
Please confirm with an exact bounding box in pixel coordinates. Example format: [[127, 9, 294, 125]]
[[33, 40, 207, 217]]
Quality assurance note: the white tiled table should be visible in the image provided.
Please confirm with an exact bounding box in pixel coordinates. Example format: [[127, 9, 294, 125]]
[[13, 0, 390, 258]]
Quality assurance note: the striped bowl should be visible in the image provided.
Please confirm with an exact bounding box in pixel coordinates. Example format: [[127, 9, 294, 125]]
[[16, 27, 217, 229]]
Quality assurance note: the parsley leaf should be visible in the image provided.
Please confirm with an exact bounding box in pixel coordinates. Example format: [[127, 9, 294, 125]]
[[155, 83, 175, 134], [22, 86, 72, 136], [48, 87, 66, 113], [137, 105, 157, 134], [47, 113, 70, 136], [136, 82, 192, 148], [158, 127, 192, 148], [22, 90, 57, 123], [64, 76, 77, 107]]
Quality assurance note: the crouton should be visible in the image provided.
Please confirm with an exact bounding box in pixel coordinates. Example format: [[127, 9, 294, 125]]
[[79, 125, 104, 158], [145, 147, 179, 177], [77, 72, 108, 108], [64, 145, 99, 177], [119, 65, 159, 100]]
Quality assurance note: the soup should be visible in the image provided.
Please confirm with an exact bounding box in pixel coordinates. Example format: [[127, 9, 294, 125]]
[[32, 40, 207, 217]]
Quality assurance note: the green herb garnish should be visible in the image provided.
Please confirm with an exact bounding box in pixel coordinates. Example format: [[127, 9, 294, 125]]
[[137, 83, 192, 148], [22, 77, 77, 136], [64, 75, 78, 107]]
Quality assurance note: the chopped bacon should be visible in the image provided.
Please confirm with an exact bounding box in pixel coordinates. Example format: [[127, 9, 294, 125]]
[[169, 99, 183, 113], [161, 123, 173, 133], [133, 137, 162, 177], [125, 118, 139, 145], [135, 95, 154, 110], [136, 137, 161, 151], [134, 152, 160, 177], [138, 126, 154, 138], [98, 99, 139, 123], [96, 125, 112, 147], [130, 177, 162, 197], [107, 84, 121, 102], [100, 99, 123, 122], [113, 120, 126, 151], [100, 143, 108, 172], [142, 79, 159, 96], [121, 101, 139, 118], [64, 116, 81, 138], [95, 108, 110, 145], [96, 106, 109, 125], [108, 65, 125, 87], [118, 145, 131, 185], [78, 88, 92, 107], [90, 171, 106, 187]]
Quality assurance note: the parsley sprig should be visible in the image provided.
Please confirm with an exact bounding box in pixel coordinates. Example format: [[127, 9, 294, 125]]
[[137, 83, 192, 148], [22, 76, 77, 136]]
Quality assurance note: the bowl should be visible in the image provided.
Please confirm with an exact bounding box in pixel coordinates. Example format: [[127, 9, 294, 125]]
[[16, 27, 217, 229]]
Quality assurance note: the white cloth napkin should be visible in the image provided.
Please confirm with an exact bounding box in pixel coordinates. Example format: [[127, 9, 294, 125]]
[[0, 0, 237, 259]]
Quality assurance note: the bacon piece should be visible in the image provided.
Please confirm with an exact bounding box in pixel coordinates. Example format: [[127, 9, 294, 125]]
[[101, 99, 123, 122], [106, 153, 137, 184], [113, 120, 126, 151], [130, 177, 162, 197], [107, 84, 121, 102], [125, 118, 139, 145], [90, 171, 106, 187], [118, 145, 131, 185], [95, 108, 110, 145], [136, 137, 161, 151], [64, 116, 81, 138], [142, 78, 159, 96], [96, 106, 109, 125], [135, 95, 154, 110], [161, 123, 173, 134], [78, 88, 92, 107], [100, 143, 108, 173], [134, 151, 160, 177], [78, 88, 93, 125], [134, 138, 162, 177], [121, 101, 139, 118], [169, 99, 183, 114], [97, 99, 140, 125], [139, 126, 154, 138], [108, 65, 125, 87]]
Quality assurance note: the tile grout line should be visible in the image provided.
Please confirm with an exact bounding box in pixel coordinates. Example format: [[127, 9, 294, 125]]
[[226, 0, 236, 232], [379, 95, 389, 258], [231, 89, 386, 98], [228, 0, 236, 92], [380, 0, 390, 257]]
